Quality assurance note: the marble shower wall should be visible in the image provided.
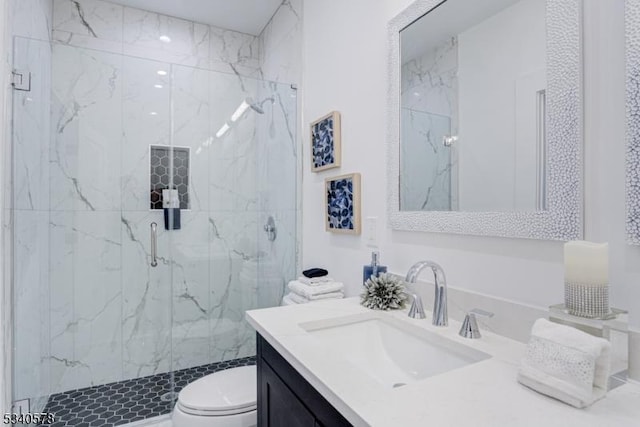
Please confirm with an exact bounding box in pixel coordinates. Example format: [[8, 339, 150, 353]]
[[46, 45, 290, 393], [255, 0, 302, 302], [51, 0, 261, 73], [400, 109, 453, 211], [9, 0, 300, 398], [400, 38, 458, 211], [10, 0, 53, 405], [258, 0, 302, 85]]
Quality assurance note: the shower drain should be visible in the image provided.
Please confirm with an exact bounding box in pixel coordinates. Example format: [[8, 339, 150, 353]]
[[161, 391, 179, 402]]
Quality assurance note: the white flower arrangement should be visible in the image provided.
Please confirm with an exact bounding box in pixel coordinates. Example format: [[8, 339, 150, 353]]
[[360, 273, 407, 310]]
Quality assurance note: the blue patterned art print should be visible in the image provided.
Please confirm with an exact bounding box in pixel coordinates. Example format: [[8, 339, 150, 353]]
[[311, 111, 341, 171], [325, 173, 361, 234]]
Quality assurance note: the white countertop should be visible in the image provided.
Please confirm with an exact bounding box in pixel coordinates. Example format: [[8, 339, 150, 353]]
[[246, 298, 640, 427]]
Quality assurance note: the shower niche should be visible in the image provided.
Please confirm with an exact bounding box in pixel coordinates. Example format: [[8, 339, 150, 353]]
[[150, 145, 191, 210]]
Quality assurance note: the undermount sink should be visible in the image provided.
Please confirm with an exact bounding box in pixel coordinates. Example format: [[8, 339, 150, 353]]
[[299, 313, 490, 388]]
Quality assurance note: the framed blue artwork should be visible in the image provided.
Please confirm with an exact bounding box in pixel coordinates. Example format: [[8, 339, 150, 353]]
[[311, 111, 342, 172], [325, 173, 361, 234]]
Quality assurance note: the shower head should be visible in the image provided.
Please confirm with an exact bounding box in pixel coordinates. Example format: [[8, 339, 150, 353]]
[[249, 101, 264, 114], [231, 97, 275, 122], [248, 97, 275, 115]]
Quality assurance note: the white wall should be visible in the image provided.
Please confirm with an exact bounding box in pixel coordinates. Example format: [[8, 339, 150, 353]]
[[301, 0, 640, 347], [583, 0, 640, 357], [457, 0, 546, 211]]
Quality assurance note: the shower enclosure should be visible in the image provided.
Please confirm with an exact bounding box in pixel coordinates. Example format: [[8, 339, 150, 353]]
[[11, 36, 297, 425]]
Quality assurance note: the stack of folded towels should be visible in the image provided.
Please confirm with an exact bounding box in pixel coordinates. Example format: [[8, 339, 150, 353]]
[[517, 318, 611, 408], [282, 268, 344, 305]]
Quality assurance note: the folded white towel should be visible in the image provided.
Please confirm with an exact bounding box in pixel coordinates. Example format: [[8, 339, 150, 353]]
[[298, 276, 334, 285], [517, 318, 611, 408], [288, 291, 344, 304], [288, 293, 309, 304], [282, 294, 297, 306], [288, 280, 344, 299]]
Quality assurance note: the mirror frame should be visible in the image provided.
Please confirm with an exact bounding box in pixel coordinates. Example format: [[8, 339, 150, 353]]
[[627, 0, 640, 245], [387, 0, 583, 240]]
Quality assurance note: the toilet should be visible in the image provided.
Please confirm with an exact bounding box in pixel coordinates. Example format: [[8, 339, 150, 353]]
[[172, 365, 257, 427]]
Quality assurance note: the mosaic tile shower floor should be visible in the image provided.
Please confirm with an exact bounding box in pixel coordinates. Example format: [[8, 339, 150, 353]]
[[41, 357, 255, 427]]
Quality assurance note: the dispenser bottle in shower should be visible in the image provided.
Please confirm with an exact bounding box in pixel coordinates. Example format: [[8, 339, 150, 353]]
[[162, 189, 181, 230]]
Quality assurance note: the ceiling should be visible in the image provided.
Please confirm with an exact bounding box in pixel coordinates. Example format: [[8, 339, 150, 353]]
[[108, 0, 283, 35]]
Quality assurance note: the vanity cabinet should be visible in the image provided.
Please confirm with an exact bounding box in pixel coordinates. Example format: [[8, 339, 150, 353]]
[[257, 334, 352, 427]]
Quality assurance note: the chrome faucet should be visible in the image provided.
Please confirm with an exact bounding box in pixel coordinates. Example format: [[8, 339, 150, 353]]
[[405, 261, 448, 326]]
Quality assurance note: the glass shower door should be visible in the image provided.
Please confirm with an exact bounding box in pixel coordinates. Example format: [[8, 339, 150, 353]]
[[11, 37, 176, 421], [11, 36, 298, 425], [11, 36, 52, 415]]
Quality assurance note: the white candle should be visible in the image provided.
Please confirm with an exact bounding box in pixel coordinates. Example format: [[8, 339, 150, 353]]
[[564, 241, 609, 286]]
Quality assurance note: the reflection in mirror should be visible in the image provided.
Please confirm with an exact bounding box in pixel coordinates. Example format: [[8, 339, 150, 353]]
[[400, 0, 547, 212]]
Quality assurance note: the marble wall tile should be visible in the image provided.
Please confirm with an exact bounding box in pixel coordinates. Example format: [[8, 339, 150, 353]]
[[257, 81, 298, 213], [401, 38, 458, 118], [11, 0, 53, 40], [52, 0, 262, 73], [209, 123, 258, 213], [50, 44, 122, 211], [48, 211, 122, 392], [258, 0, 302, 85], [257, 210, 297, 308], [255, 0, 302, 291], [209, 72, 259, 213], [209, 212, 259, 361], [13, 211, 50, 401], [8, 0, 54, 408], [400, 38, 458, 212], [171, 212, 211, 370], [53, 0, 123, 42], [1, 210, 12, 414], [172, 65, 210, 212], [210, 27, 260, 69], [121, 210, 172, 380], [121, 43, 209, 69], [48, 213, 75, 394], [52, 29, 123, 54], [12, 37, 52, 211], [400, 108, 454, 211], [121, 56, 170, 211], [123, 7, 209, 59]]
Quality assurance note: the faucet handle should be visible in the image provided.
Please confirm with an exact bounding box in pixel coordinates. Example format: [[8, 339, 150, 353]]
[[407, 293, 426, 319], [458, 308, 494, 339]]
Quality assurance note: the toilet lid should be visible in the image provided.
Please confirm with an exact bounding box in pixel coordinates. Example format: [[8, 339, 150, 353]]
[[177, 365, 257, 415]]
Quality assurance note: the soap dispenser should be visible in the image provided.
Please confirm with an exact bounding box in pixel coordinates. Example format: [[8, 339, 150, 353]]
[[162, 188, 181, 230], [363, 251, 387, 285]]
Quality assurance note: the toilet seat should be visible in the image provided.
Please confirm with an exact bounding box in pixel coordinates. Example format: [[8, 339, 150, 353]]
[[176, 365, 257, 417]]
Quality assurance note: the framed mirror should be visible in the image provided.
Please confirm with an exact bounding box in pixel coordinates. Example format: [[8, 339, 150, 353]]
[[387, 0, 583, 240], [627, 0, 640, 245]]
